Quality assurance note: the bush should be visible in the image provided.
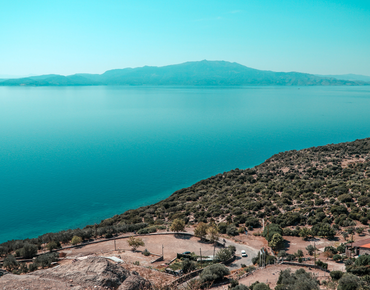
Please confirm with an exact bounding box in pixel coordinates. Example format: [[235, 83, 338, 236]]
[[28, 263, 38, 272], [276, 268, 319, 290], [231, 285, 248, 290], [137, 226, 157, 234], [127, 236, 145, 251], [35, 252, 59, 268], [142, 249, 150, 256], [315, 260, 328, 270], [333, 254, 342, 262], [253, 283, 270, 290]]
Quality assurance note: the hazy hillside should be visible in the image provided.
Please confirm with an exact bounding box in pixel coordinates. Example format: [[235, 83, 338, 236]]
[[317, 73, 370, 82], [1, 60, 368, 86]]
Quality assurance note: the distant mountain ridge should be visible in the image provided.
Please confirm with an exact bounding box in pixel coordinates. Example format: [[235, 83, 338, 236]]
[[1, 60, 369, 86], [316, 73, 370, 82]]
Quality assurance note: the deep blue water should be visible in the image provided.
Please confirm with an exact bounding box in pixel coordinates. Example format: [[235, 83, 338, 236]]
[[1, 86, 370, 243]]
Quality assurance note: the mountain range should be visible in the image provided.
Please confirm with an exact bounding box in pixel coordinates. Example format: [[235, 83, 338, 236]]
[[1, 60, 369, 86]]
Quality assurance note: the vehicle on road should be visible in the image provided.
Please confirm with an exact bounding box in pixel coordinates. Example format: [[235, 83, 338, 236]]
[[241, 250, 247, 257]]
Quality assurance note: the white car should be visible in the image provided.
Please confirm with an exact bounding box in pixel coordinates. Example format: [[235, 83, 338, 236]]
[[241, 250, 247, 257]]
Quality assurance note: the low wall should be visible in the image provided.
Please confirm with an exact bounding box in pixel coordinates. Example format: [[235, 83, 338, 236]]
[[281, 261, 330, 272]]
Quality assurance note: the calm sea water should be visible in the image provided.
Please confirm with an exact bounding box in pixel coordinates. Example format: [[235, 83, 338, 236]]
[[1, 86, 370, 243]]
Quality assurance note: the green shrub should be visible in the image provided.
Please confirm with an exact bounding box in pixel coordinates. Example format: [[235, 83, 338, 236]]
[[71, 236, 82, 245], [199, 264, 230, 285], [330, 270, 344, 280]]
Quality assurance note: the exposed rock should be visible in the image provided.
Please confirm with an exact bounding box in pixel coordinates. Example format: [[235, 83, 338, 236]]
[[118, 274, 152, 290], [30, 256, 129, 288], [0, 273, 84, 290]]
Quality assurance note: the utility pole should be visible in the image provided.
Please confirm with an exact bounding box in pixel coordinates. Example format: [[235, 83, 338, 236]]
[[114, 240, 116, 251], [200, 248, 202, 264], [314, 242, 316, 266], [162, 245, 164, 259]]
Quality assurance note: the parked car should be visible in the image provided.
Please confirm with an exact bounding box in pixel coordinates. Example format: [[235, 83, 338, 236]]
[[241, 250, 247, 257], [182, 251, 191, 255]]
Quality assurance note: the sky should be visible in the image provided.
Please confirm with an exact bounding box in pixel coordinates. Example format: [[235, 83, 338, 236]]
[[1, 0, 370, 77]]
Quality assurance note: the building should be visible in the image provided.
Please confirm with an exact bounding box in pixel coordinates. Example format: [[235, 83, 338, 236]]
[[346, 238, 370, 257]]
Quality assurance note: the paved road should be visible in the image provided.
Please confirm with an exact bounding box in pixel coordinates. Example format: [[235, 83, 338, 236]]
[[221, 238, 258, 269]]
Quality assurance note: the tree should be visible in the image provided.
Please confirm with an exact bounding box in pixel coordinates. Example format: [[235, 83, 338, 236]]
[[199, 264, 230, 285], [306, 245, 317, 256], [323, 250, 333, 259], [194, 222, 208, 240], [295, 249, 304, 258], [330, 270, 344, 281], [20, 243, 38, 258], [356, 227, 364, 235], [170, 219, 185, 232], [226, 224, 238, 236], [3, 255, 18, 271], [215, 247, 233, 263], [253, 283, 270, 290], [182, 258, 196, 274], [342, 232, 349, 240], [71, 236, 82, 245], [47, 241, 61, 252], [263, 224, 282, 242], [333, 254, 342, 262], [207, 226, 219, 244], [218, 222, 227, 234], [278, 250, 287, 260], [347, 227, 355, 235], [269, 233, 283, 250], [299, 227, 312, 240], [127, 236, 145, 251], [337, 273, 360, 290]]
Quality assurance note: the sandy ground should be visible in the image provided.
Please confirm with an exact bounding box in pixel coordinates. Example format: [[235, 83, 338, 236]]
[[213, 264, 331, 290], [229, 231, 268, 250], [60, 234, 219, 266]]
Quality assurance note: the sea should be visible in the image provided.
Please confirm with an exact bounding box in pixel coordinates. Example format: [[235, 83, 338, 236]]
[[1, 86, 370, 243]]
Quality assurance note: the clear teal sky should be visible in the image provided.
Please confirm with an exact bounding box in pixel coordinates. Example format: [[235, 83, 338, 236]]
[[1, 0, 369, 76]]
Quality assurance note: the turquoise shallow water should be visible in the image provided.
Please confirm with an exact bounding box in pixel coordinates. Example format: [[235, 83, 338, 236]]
[[1, 86, 370, 243]]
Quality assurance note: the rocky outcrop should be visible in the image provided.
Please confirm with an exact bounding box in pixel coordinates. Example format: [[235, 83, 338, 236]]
[[0, 257, 152, 290], [30, 256, 129, 288], [118, 271, 152, 290]]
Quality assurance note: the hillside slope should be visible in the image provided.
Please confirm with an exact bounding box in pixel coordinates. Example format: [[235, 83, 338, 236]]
[[1, 138, 370, 252], [1, 60, 368, 86]]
